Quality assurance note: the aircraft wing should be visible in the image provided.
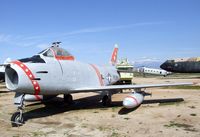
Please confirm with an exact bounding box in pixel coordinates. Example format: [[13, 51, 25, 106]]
[[72, 82, 193, 93]]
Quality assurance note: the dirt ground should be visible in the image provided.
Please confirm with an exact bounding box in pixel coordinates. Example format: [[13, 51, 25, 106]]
[[0, 77, 200, 137]]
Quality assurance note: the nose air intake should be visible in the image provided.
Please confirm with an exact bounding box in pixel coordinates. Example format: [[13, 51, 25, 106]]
[[5, 66, 19, 90]]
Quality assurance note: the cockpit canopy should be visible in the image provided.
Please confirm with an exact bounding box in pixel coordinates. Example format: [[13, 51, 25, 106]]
[[18, 43, 75, 63], [39, 46, 75, 60]]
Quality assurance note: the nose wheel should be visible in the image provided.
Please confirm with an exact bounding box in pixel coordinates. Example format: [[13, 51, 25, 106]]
[[11, 93, 25, 127], [11, 110, 24, 127]]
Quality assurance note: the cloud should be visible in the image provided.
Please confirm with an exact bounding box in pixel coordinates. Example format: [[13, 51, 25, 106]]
[[0, 21, 170, 49], [58, 21, 168, 37], [22, 21, 169, 40], [132, 57, 162, 64], [0, 33, 43, 48], [137, 57, 161, 62]]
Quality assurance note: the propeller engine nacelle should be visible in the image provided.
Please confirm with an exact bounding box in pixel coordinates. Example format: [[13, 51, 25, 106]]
[[123, 93, 144, 109]]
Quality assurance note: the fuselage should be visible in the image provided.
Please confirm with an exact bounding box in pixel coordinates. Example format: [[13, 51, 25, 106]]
[[5, 47, 120, 95], [160, 59, 200, 73], [138, 67, 170, 76]]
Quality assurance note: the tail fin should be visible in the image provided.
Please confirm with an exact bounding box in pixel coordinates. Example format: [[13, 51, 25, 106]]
[[110, 44, 118, 66], [4, 58, 11, 64]]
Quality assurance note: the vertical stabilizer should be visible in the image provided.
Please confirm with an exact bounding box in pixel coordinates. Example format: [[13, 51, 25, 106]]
[[110, 44, 119, 66], [4, 58, 12, 64]]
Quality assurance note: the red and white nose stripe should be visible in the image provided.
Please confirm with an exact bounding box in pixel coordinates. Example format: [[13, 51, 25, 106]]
[[12, 60, 41, 100]]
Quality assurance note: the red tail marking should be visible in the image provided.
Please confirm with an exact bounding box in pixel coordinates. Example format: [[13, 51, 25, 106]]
[[90, 64, 104, 86], [111, 46, 118, 65], [12, 61, 41, 100]]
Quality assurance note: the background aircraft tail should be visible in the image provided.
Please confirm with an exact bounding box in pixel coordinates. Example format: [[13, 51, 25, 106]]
[[110, 44, 118, 66], [4, 58, 12, 64]]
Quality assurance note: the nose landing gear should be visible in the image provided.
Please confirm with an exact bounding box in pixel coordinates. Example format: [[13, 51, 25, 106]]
[[11, 93, 25, 127], [11, 110, 24, 127]]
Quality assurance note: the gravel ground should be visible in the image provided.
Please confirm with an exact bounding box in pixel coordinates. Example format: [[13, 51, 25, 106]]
[[0, 77, 199, 137]]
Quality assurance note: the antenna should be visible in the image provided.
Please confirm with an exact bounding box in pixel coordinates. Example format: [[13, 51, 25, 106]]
[[52, 42, 61, 47]]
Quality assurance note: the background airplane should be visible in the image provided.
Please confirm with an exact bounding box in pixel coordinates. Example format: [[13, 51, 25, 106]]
[[137, 67, 171, 77], [0, 67, 4, 82], [0, 58, 11, 82], [4, 42, 192, 127], [160, 57, 200, 73]]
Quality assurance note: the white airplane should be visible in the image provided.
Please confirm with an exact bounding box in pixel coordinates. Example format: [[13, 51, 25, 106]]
[[3, 42, 192, 127], [0, 58, 12, 82], [0, 66, 4, 81], [138, 67, 171, 77]]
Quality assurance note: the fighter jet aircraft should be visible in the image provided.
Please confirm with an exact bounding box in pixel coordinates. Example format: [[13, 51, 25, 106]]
[[160, 57, 200, 73], [3, 42, 192, 127]]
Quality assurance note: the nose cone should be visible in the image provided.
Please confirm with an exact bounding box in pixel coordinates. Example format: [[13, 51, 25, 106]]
[[5, 62, 35, 94], [123, 100, 129, 108], [123, 98, 135, 109], [160, 61, 167, 70], [160, 60, 173, 71]]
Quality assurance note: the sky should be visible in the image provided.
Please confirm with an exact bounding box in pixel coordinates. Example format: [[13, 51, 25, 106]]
[[0, 0, 200, 65]]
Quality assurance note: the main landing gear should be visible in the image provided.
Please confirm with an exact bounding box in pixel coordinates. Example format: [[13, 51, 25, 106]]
[[11, 93, 25, 127], [102, 94, 112, 107], [64, 94, 73, 105]]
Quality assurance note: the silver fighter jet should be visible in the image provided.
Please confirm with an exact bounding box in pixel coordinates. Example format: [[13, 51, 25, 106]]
[[4, 42, 193, 127]]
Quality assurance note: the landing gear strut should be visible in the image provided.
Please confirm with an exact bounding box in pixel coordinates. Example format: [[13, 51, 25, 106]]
[[64, 94, 73, 104], [11, 93, 25, 127]]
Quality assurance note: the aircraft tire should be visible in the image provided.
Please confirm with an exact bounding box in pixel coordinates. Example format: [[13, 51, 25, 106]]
[[102, 95, 111, 107], [64, 94, 73, 104], [11, 112, 24, 127]]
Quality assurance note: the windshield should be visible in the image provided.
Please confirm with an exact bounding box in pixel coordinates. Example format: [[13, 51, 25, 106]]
[[38, 46, 75, 60], [51, 47, 72, 56], [38, 49, 48, 54], [43, 49, 54, 57]]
